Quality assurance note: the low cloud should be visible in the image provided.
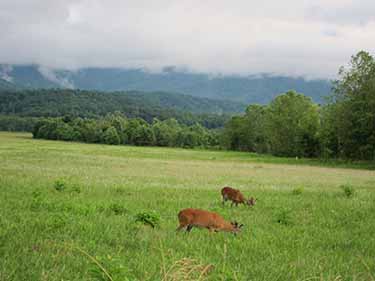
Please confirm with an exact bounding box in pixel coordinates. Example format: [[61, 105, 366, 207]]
[[0, 0, 374, 79], [37, 66, 75, 88]]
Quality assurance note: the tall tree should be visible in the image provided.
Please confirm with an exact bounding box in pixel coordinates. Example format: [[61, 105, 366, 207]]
[[266, 90, 320, 157], [331, 51, 375, 159]]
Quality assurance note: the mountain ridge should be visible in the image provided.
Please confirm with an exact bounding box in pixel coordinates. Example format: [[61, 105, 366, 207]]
[[1, 64, 332, 104]]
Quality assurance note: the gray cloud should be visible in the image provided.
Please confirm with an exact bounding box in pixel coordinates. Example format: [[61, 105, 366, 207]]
[[0, 0, 374, 79]]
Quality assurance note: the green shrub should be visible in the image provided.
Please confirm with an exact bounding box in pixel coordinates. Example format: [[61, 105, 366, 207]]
[[275, 208, 293, 225], [70, 184, 81, 194], [30, 190, 44, 210], [108, 203, 128, 215], [54, 179, 67, 192], [291, 187, 303, 195], [340, 184, 355, 198], [134, 211, 160, 228]]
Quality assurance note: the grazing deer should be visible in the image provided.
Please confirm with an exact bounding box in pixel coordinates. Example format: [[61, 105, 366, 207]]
[[176, 208, 243, 234], [221, 186, 256, 207]]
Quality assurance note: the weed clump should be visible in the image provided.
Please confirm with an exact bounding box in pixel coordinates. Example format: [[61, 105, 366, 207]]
[[53, 179, 82, 194], [54, 179, 66, 192], [70, 183, 81, 194], [30, 190, 44, 210], [340, 184, 355, 198], [291, 187, 304, 195], [134, 211, 160, 228], [108, 203, 128, 215], [275, 208, 293, 225]]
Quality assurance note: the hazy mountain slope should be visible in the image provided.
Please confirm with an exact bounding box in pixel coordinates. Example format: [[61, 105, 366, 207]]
[[0, 89, 241, 129], [1, 64, 332, 104], [0, 78, 18, 91]]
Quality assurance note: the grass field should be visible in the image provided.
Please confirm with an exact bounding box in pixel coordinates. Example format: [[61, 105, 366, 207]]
[[1, 132, 375, 281]]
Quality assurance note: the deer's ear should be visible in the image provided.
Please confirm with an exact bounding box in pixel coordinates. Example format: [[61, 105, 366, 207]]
[[239, 224, 244, 228]]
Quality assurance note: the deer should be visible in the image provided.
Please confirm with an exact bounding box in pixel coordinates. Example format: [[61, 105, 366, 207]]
[[176, 208, 243, 234], [221, 186, 256, 207]]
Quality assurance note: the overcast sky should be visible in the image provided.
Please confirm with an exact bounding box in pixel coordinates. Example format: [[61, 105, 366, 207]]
[[0, 0, 374, 78]]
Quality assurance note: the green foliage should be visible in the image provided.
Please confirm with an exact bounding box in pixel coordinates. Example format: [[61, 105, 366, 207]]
[[0, 115, 42, 132], [134, 211, 160, 228], [32, 114, 216, 149], [340, 184, 355, 198], [291, 187, 304, 195], [54, 179, 67, 192], [275, 208, 293, 225], [102, 127, 121, 145], [327, 51, 375, 160], [108, 203, 128, 215], [222, 104, 268, 152], [0, 88, 234, 129], [70, 184, 81, 194], [223, 91, 320, 157], [267, 91, 320, 157]]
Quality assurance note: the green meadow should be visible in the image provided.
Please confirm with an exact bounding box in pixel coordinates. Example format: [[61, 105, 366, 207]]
[[1, 132, 375, 281]]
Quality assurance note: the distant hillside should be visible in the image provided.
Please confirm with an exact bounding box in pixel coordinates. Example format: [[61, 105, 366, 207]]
[[1, 64, 332, 104], [0, 78, 18, 91], [0, 89, 238, 128]]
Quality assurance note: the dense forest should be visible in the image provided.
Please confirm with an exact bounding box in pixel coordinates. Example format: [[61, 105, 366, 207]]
[[32, 114, 218, 148], [222, 51, 375, 160], [0, 89, 239, 128]]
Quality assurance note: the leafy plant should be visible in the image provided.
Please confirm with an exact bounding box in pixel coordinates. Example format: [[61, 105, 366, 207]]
[[291, 187, 304, 195], [30, 190, 44, 210], [340, 184, 355, 198], [108, 203, 128, 215], [70, 183, 81, 194], [275, 208, 293, 226], [134, 211, 160, 228], [53, 179, 67, 192]]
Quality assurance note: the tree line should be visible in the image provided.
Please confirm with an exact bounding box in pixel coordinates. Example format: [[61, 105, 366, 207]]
[[2, 51, 374, 160], [222, 51, 375, 160], [32, 113, 218, 148], [0, 89, 234, 128]]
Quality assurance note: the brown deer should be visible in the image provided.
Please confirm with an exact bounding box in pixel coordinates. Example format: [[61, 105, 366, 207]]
[[176, 208, 243, 234], [221, 186, 256, 207]]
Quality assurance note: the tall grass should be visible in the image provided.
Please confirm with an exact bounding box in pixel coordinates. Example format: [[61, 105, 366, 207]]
[[1, 132, 375, 280]]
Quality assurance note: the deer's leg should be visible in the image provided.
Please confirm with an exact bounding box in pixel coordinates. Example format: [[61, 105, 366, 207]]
[[176, 225, 185, 232], [186, 225, 193, 232]]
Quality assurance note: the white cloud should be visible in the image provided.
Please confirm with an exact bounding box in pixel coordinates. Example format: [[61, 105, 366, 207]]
[[0, 0, 374, 79]]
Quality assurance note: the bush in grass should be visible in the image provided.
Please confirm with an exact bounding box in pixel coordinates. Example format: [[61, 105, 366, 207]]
[[340, 184, 355, 198], [113, 187, 126, 195], [70, 183, 81, 194], [275, 208, 293, 225], [291, 187, 304, 195], [108, 203, 128, 215], [30, 190, 44, 210], [134, 211, 160, 228], [54, 179, 67, 192], [46, 213, 68, 231]]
